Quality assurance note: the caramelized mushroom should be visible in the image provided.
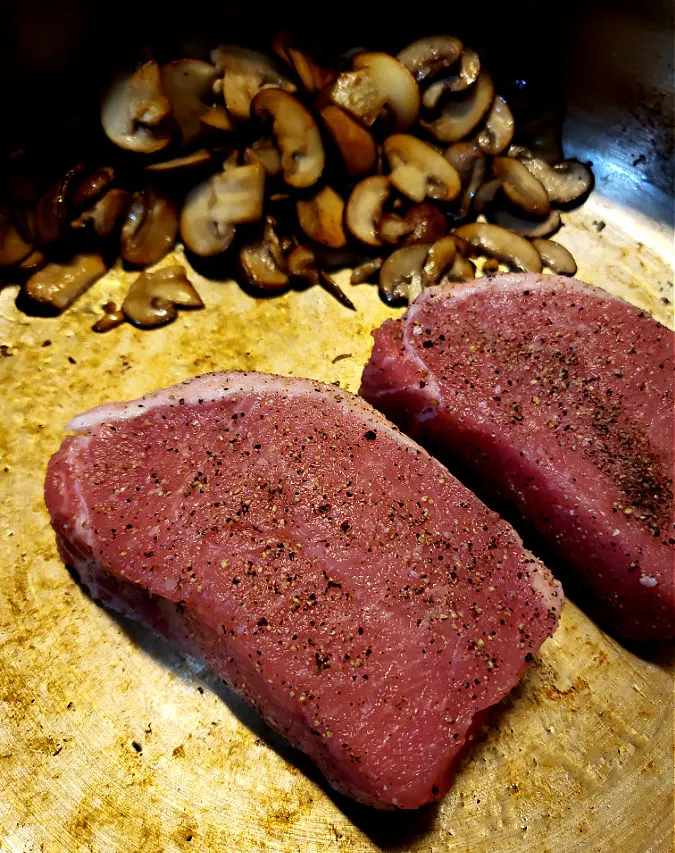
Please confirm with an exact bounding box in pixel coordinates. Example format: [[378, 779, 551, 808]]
[[244, 138, 283, 176], [396, 36, 463, 84], [422, 71, 494, 142], [121, 187, 178, 266], [72, 188, 131, 237], [122, 264, 203, 327], [296, 186, 347, 248], [476, 95, 514, 156], [239, 217, 289, 291], [508, 147, 594, 204], [145, 150, 214, 172], [379, 243, 431, 303], [532, 238, 577, 275], [492, 156, 550, 216], [422, 235, 456, 285], [287, 244, 355, 308], [320, 106, 377, 177], [325, 70, 387, 127], [160, 59, 218, 144], [211, 45, 296, 121], [23, 253, 107, 312], [273, 36, 335, 94], [101, 60, 173, 153], [384, 134, 461, 203], [352, 53, 420, 131], [490, 207, 561, 238], [251, 89, 325, 188], [350, 257, 383, 284], [444, 141, 486, 218], [92, 303, 126, 332], [345, 176, 391, 246], [199, 105, 234, 131], [402, 203, 448, 245], [454, 222, 542, 272], [422, 49, 481, 107]]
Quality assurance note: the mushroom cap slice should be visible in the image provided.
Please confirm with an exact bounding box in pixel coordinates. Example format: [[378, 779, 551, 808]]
[[251, 89, 325, 188], [350, 257, 383, 284], [421, 49, 481, 107], [122, 264, 203, 328], [454, 222, 542, 273], [145, 150, 214, 172], [421, 71, 494, 142], [422, 235, 457, 285], [296, 186, 347, 248], [476, 95, 514, 156], [287, 244, 320, 283], [345, 176, 391, 246], [239, 219, 289, 292], [120, 187, 179, 267], [23, 253, 107, 312], [493, 156, 550, 216], [244, 138, 283, 176], [384, 134, 461, 203], [326, 70, 388, 127], [490, 207, 562, 238], [508, 147, 594, 205], [320, 105, 377, 177], [211, 45, 296, 121], [200, 105, 234, 131], [101, 60, 173, 153], [379, 243, 431, 304], [72, 188, 131, 237], [444, 141, 486, 218], [285, 47, 336, 94], [160, 59, 218, 144], [532, 238, 577, 275], [396, 36, 463, 84], [352, 52, 420, 131], [402, 203, 448, 245]]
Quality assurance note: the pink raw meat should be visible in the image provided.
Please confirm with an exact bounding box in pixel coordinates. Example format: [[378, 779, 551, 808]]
[[361, 274, 674, 641], [45, 371, 562, 809]]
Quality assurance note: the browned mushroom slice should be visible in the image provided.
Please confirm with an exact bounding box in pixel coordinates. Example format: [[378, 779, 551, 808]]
[[72, 188, 131, 238], [70, 166, 116, 211], [379, 213, 412, 244], [384, 135, 461, 203], [18, 250, 46, 274], [421, 49, 481, 108], [350, 257, 383, 284], [92, 304, 126, 332], [320, 106, 377, 177], [296, 186, 346, 248], [325, 70, 387, 128], [490, 207, 562, 238], [285, 46, 335, 94], [101, 60, 173, 153], [352, 53, 420, 131], [23, 253, 107, 312], [239, 217, 289, 291], [421, 71, 494, 143], [476, 96, 514, 156], [379, 243, 432, 304], [442, 253, 476, 282], [122, 264, 203, 328], [396, 36, 463, 84], [251, 89, 325, 188], [422, 235, 457, 285], [532, 238, 577, 275], [401, 203, 448, 245], [146, 150, 214, 172], [444, 141, 486, 218], [200, 105, 234, 131], [180, 164, 265, 257], [472, 176, 502, 214], [211, 45, 296, 121], [160, 59, 218, 144], [345, 176, 391, 246], [492, 156, 550, 217], [244, 138, 282, 176], [0, 204, 32, 267], [454, 222, 542, 273], [508, 147, 594, 205], [120, 188, 179, 266], [287, 244, 320, 283]]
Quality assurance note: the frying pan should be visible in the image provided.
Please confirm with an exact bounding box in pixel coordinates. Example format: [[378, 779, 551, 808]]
[[0, 1, 672, 850]]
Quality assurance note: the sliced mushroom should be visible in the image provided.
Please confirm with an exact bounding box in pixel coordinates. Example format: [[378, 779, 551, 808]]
[[296, 186, 346, 248], [352, 53, 420, 131], [23, 253, 107, 312], [211, 45, 296, 121], [442, 253, 475, 282], [70, 166, 116, 211], [532, 238, 577, 275], [145, 150, 214, 173], [379, 213, 412, 244], [384, 135, 461, 203], [92, 304, 126, 332], [345, 176, 391, 246], [325, 70, 387, 127], [120, 188, 178, 267], [0, 205, 32, 267], [379, 243, 431, 304], [508, 147, 594, 205], [444, 141, 486, 218], [421, 49, 481, 107], [180, 164, 265, 256], [320, 105, 377, 177], [287, 47, 335, 94], [421, 71, 494, 142], [244, 138, 282, 176], [251, 89, 325, 188], [472, 176, 502, 213], [160, 59, 218, 144], [396, 36, 463, 84], [101, 60, 173, 153], [476, 95, 514, 156], [239, 217, 289, 291], [18, 250, 46, 274], [422, 235, 456, 285], [454, 222, 542, 273], [401, 203, 448, 245], [199, 105, 234, 131], [287, 244, 320, 282], [350, 257, 383, 284], [72, 188, 131, 237], [492, 156, 550, 216], [490, 207, 561, 238], [122, 264, 203, 328]]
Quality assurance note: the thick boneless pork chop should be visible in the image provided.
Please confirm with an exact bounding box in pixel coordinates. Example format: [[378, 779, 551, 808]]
[[361, 274, 674, 641], [45, 372, 561, 809]]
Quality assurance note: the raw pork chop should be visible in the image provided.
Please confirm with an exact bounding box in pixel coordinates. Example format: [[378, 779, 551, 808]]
[[361, 274, 674, 641], [45, 371, 562, 809]]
